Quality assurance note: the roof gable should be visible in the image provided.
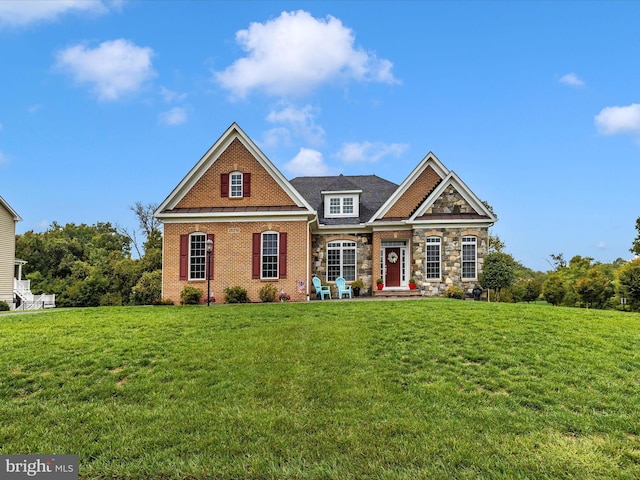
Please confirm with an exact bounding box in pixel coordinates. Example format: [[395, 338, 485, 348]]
[[372, 152, 448, 221], [409, 171, 497, 222], [0, 195, 22, 222], [155, 123, 313, 216]]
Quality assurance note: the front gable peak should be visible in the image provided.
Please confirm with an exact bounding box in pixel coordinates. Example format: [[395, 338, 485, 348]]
[[155, 123, 313, 217], [410, 171, 497, 223], [372, 152, 448, 221]]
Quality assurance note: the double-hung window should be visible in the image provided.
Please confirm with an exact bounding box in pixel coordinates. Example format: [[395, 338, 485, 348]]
[[462, 236, 477, 280], [230, 171, 243, 198], [327, 241, 356, 281], [261, 232, 279, 279], [426, 237, 441, 280], [189, 233, 206, 280]]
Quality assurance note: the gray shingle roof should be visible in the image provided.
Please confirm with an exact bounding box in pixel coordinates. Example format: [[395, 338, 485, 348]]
[[289, 174, 399, 225]]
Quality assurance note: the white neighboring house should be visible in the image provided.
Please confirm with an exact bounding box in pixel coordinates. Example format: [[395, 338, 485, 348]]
[[0, 195, 55, 310]]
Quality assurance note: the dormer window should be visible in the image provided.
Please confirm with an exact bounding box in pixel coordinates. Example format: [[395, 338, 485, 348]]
[[323, 191, 360, 218]]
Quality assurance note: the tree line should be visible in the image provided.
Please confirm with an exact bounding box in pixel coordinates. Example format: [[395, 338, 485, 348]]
[[15, 203, 165, 307], [480, 217, 640, 311], [15, 203, 640, 310]]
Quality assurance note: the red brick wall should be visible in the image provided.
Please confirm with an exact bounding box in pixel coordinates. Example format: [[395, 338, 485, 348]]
[[162, 220, 309, 303], [176, 138, 296, 209], [384, 165, 442, 218]]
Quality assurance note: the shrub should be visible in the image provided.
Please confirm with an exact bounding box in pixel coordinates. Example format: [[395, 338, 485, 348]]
[[511, 278, 543, 303], [444, 285, 464, 299], [0, 300, 10, 311], [99, 292, 123, 307], [180, 285, 203, 305], [155, 298, 175, 306], [224, 286, 249, 304], [542, 273, 566, 306], [259, 283, 278, 303], [131, 270, 162, 305]]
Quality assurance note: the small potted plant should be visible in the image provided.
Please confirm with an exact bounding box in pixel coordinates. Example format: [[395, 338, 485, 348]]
[[278, 288, 291, 302], [408, 278, 416, 290], [376, 278, 384, 290], [351, 279, 365, 297]]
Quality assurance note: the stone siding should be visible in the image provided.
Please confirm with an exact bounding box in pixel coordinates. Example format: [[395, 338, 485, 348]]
[[426, 186, 475, 214], [412, 228, 488, 296], [311, 233, 373, 295]]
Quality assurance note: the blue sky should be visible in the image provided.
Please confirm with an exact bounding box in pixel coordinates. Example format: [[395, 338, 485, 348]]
[[1, 1, 639, 271]]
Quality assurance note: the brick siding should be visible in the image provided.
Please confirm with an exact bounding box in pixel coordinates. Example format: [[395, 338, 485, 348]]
[[384, 165, 442, 218], [176, 138, 295, 209], [163, 220, 309, 304]]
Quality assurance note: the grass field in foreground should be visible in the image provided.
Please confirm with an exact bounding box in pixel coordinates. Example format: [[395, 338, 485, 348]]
[[1, 300, 639, 479]]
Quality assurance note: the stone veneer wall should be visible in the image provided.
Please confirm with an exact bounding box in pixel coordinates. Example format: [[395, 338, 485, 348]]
[[412, 228, 488, 296], [312, 233, 373, 295], [426, 186, 475, 214]]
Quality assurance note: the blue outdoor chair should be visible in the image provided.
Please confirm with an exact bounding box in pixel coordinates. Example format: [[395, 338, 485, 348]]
[[312, 276, 331, 300], [335, 277, 352, 299]]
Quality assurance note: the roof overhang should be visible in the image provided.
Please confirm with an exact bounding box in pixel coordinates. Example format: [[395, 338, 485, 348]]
[[0, 195, 22, 222], [154, 122, 315, 217], [156, 210, 314, 223]]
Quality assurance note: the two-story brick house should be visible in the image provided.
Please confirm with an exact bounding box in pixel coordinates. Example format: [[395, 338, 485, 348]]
[[155, 123, 496, 303]]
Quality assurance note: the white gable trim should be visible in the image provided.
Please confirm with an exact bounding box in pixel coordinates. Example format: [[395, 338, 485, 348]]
[[409, 171, 497, 222], [369, 152, 448, 222], [155, 122, 314, 216], [0, 195, 22, 222]]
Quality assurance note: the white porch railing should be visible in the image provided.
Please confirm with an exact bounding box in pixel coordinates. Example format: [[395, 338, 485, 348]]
[[13, 279, 56, 310]]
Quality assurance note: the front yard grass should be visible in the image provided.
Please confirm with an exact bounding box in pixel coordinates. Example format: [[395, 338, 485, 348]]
[[1, 300, 639, 479]]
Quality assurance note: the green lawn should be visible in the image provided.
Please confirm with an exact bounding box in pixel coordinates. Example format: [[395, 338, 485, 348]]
[[1, 300, 639, 479]]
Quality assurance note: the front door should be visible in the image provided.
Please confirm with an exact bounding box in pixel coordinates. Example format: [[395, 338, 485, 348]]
[[385, 248, 401, 287]]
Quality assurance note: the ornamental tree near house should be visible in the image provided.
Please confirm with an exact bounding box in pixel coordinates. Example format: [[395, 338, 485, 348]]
[[479, 252, 516, 302]]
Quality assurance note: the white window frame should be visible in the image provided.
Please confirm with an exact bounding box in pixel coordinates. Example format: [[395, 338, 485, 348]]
[[462, 236, 477, 280], [189, 232, 207, 280], [380, 240, 409, 286], [426, 236, 441, 280], [323, 192, 360, 218], [326, 240, 357, 282], [261, 231, 279, 279], [230, 171, 243, 198]]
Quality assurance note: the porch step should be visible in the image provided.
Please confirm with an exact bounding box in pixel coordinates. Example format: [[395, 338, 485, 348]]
[[372, 289, 422, 298]]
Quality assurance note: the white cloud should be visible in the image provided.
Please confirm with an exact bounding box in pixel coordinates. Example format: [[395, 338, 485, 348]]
[[597, 241, 607, 250], [55, 39, 155, 101], [159, 107, 187, 126], [559, 72, 585, 87], [594, 103, 640, 136], [265, 104, 325, 146], [215, 10, 398, 98], [0, 0, 112, 27], [0, 151, 7, 165], [160, 86, 187, 103], [335, 141, 409, 164], [283, 148, 331, 176]]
